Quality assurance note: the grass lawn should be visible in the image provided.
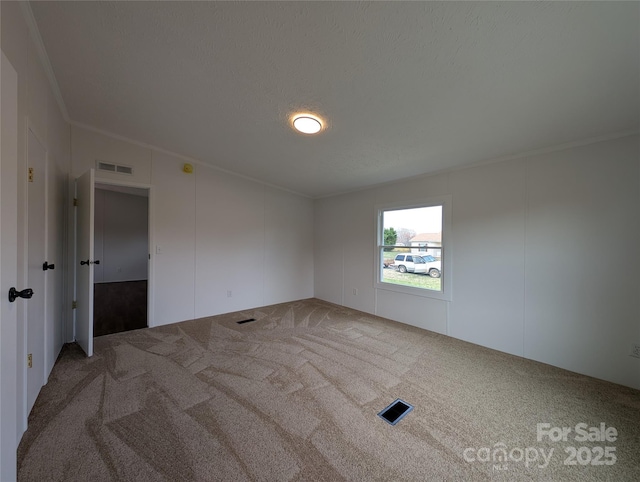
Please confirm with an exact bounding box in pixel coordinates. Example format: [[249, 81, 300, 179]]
[[382, 268, 441, 291]]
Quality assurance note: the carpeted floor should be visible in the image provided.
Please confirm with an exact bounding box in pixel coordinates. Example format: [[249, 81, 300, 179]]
[[17, 299, 640, 481]]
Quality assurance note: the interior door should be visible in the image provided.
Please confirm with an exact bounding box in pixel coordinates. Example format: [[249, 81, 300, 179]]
[[76, 169, 95, 356], [26, 130, 47, 415], [1, 51, 19, 482]]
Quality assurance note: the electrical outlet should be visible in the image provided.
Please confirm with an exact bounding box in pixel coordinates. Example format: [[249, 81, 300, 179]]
[[353, 288, 358, 296], [227, 290, 232, 298], [27, 354, 33, 368], [631, 344, 640, 359]]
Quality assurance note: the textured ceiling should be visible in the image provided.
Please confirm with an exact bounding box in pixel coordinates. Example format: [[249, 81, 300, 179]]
[[31, 1, 639, 198]]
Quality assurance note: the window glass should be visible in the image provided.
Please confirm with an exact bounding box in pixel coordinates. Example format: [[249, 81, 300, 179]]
[[380, 205, 443, 292]]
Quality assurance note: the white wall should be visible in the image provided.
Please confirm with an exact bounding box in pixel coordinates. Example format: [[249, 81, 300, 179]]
[[94, 189, 148, 283], [263, 187, 315, 305], [523, 139, 640, 388], [152, 152, 196, 325], [448, 160, 526, 354], [314, 134, 640, 389], [71, 127, 315, 328], [1, 0, 71, 443], [194, 165, 266, 317], [71, 125, 151, 183], [192, 166, 315, 318]]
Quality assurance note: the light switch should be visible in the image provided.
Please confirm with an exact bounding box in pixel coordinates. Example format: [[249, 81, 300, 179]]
[[156, 245, 163, 254]]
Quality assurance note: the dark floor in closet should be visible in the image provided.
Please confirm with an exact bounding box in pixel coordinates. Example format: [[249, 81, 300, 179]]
[[94, 280, 147, 337]]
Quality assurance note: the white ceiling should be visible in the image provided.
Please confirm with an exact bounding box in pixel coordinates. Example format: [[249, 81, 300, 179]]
[[31, 1, 639, 198]]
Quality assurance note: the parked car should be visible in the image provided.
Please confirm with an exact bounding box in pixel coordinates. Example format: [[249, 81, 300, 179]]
[[392, 254, 428, 274], [418, 254, 441, 278]]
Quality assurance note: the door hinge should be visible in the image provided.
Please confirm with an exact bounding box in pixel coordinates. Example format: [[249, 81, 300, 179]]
[[73, 198, 78, 207], [27, 354, 33, 368], [28, 167, 34, 183], [72, 300, 77, 309]]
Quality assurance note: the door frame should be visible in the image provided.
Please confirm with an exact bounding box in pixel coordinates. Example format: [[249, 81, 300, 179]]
[[25, 126, 49, 416], [1, 50, 20, 482], [16, 122, 50, 433], [74, 169, 95, 356], [74, 177, 154, 345]]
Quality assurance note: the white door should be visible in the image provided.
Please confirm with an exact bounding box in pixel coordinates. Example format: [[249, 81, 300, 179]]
[[76, 169, 95, 356], [1, 51, 20, 482], [26, 130, 47, 415]]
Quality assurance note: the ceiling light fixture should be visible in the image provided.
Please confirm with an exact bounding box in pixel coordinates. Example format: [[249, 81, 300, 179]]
[[292, 114, 323, 134]]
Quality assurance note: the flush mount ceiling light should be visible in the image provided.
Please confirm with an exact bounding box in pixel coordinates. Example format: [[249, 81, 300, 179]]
[[292, 114, 323, 134]]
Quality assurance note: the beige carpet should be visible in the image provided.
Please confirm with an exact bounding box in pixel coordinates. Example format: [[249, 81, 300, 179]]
[[18, 299, 640, 481]]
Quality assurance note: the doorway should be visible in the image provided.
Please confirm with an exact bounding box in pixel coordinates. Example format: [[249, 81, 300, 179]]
[[92, 184, 149, 337]]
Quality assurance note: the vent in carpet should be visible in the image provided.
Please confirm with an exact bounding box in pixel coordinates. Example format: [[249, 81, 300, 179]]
[[236, 318, 256, 324], [378, 399, 413, 426]]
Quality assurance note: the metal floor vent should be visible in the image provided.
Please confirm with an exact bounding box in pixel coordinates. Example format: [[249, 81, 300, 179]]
[[377, 399, 414, 426], [236, 318, 257, 324]]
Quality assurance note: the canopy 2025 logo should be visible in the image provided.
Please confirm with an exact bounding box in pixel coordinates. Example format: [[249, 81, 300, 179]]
[[463, 422, 618, 471]]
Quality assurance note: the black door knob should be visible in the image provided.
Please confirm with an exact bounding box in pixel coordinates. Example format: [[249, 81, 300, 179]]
[[81, 260, 100, 266], [8, 287, 34, 303], [43, 261, 55, 271]]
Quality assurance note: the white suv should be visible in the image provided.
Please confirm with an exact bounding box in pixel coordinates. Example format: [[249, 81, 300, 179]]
[[418, 254, 441, 278], [393, 254, 441, 278]]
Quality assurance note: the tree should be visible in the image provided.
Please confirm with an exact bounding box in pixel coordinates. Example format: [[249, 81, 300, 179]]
[[383, 227, 397, 251], [397, 228, 416, 246]]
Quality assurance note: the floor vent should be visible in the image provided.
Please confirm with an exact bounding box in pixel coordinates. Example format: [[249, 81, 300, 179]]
[[377, 399, 413, 426], [236, 318, 257, 324]]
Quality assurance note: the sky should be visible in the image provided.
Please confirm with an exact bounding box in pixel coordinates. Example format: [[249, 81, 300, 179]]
[[383, 206, 442, 234]]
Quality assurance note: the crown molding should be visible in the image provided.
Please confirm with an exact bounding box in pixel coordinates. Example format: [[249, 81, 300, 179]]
[[316, 129, 640, 199], [70, 120, 312, 199]]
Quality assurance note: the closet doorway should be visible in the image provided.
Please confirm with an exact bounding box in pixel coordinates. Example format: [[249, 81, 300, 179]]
[[93, 183, 149, 337]]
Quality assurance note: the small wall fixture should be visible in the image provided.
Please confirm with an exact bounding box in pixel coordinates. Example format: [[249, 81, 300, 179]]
[[292, 114, 323, 134], [183, 163, 194, 174]]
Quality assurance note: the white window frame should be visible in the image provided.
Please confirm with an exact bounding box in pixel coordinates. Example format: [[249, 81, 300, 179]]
[[375, 196, 452, 301]]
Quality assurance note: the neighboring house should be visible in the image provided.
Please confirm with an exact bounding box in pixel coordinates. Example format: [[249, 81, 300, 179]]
[[410, 233, 442, 258]]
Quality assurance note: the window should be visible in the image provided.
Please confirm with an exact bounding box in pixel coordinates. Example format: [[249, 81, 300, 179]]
[[376, 197, 451, 300]]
